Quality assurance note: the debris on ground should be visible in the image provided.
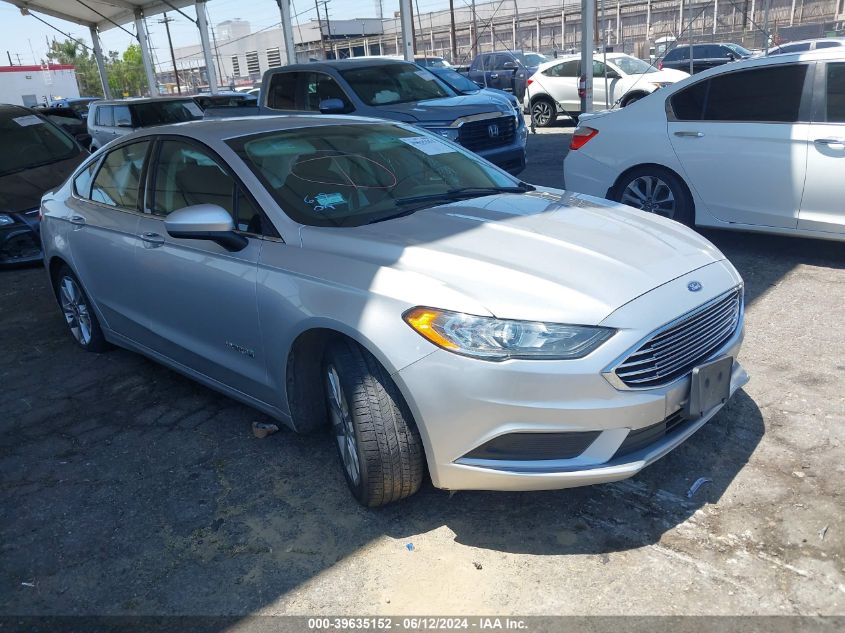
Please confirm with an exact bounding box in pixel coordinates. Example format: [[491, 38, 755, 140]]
[[819, 525, 829, 541], [473, 561, 483, 570], [793, 471, 806, 479], [686, 477, 713, 499], [405, 543, 414, 551], [21, 582, 35, 588], [252, 421, 279, 439]]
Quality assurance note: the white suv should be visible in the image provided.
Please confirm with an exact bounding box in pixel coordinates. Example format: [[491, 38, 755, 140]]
[[524, 53, 689, 126]]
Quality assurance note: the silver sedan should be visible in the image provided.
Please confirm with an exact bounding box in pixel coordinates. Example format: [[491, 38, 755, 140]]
[[40, 115, 748, 506]]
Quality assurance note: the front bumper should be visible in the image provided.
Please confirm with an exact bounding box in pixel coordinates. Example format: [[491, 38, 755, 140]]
[[393, 264, 748, 492], [0, 211, 42, 266]]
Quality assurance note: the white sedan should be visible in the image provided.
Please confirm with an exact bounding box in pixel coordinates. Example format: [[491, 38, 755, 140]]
[[564, 49, 845, 241], [524, 53, 689, 126]]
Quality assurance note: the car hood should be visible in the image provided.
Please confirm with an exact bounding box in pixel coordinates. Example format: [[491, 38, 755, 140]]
[[0, 151, 86, 214], [375, 94, 511, 124], [299, 190, 726, 324]]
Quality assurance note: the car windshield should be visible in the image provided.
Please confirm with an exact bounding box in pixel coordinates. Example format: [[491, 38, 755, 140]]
[[522, 53, 549, 67], [611, 55, 657, 75], [341, 63, 453, 105], [229, 123, 520, 227], [0, 111, 77, 176], [725, 44, 752, 56], [132, 100, 203, 126], [431, 68, 480, 93]]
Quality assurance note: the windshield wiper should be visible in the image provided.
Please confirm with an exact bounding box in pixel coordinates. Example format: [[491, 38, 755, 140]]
[[366, 184, 536, 225], [395, 184, 535, 207]]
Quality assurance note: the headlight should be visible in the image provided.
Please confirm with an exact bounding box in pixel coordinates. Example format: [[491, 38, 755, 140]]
[[0, 214, 15, 226], [423, 127, 460, 141], [403, 307, 615, 361]]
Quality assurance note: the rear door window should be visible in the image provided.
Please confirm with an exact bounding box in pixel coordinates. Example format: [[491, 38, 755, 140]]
[[664, 47, 687, 62], [543, 60, 578, 77], [151, 140, 234, 217], [267, 72, 300, 110], [96, 105, 114, 127], [826, 62, 845, 122], [114, 105, 132, 127], [303, 72, 353, 112], [90, 141, 150, 209], [671, 64, 807, 122], [816, 41, 842, 49]]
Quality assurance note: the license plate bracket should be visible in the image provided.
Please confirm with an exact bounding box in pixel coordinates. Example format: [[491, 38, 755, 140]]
[[684, 356, 733, 419]]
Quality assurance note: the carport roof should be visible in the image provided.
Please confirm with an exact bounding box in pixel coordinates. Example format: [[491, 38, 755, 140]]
[[1, 0, 194, 31]]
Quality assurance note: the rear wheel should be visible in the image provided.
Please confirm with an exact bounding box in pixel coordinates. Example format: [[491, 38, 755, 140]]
[[621, 92, 647, 107], [323, 339, 424, 507], [610, 166, 694, 226], [53, 265, 109, 352], [530, 97, 558, 128]]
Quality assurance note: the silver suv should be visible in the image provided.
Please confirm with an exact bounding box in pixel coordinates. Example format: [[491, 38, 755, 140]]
[[87, 97, 203, 150]]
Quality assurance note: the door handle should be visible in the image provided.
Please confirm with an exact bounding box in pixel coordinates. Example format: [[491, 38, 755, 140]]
[[490, 73, 499, 79], [674, 131, 704, 138], [814, 138, 845, 148], [139, 231, 165, 246], [69, 215, 86, 226]]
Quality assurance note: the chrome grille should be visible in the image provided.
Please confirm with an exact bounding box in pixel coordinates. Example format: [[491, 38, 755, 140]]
[[614, 286, 742, 389]]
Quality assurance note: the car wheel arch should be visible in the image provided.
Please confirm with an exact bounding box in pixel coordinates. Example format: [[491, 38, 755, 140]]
[[620, 91, 650, 107], [608, 163, 697, 225], [47, 256, 73, 301]]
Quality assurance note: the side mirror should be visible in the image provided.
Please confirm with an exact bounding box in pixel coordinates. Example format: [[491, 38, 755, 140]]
[[502, 61, 517, 70], [164, 204, 247, 252], [319, 98, 347, 114], [726, 52, 736, 61], [606, 70, 620, 79]]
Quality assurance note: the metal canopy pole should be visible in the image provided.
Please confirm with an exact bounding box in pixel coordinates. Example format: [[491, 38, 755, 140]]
[[276, 0, 297, 64], [134, 10, 158, 97], [580, 0, 594, 114], [89, 24, 112, 99], [195, 0, 218, 93], [399, 0, 414, 61]]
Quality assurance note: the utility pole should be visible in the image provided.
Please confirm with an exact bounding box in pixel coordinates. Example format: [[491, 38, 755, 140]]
[[322, 1, 333, 57], [210, 23, 224, 85], [762, 0, 771, 48], [159, 13, 181, 94], [471, 0, 478, 57], [448, 0, 457, 62], [513, 0, 520, 50], [6, 51, 12, 65], [689, 0, 694, 75], [580, 0, 594, 113], [315, 0, 327, 59]]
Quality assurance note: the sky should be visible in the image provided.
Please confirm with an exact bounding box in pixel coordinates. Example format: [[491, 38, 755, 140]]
[[0, 0, 457, 69]]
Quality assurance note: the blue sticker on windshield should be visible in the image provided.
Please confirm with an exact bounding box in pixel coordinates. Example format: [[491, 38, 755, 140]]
[[305, 192, 347, 212]]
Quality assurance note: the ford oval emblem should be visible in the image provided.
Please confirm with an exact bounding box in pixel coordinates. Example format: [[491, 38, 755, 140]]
[[687, 281, 703, 292]]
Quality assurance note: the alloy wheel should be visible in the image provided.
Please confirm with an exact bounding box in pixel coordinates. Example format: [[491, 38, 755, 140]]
[[532, 101, 553, 126], [620, 175, 676, 219], [325, 364, 361, 485], [59, 276, 93, 346]]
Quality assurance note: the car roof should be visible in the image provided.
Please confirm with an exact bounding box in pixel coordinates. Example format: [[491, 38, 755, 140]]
[[0, 103, 36, 117], [773, 36, 845, 46], [95, 96, 197, 105], [267, 58, 414, 73], [112, 113, 398, 145]]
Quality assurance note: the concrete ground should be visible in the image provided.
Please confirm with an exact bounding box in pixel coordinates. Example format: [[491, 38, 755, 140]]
[[1, 127, 843, 618]]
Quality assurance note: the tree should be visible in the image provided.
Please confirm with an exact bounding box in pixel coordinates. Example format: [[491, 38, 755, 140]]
[[46, 38, 103, 97], [107, 44, 147, 97]]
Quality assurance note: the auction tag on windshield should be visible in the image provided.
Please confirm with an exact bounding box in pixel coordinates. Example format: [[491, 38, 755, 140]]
[[399, 136, 456, 156], [12, 115, 43, 127]]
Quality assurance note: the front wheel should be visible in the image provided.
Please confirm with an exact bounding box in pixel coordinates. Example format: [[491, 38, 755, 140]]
[[530, 98, 558, 128], [610, 167, 694, 226], [323, 340, 424, 507]]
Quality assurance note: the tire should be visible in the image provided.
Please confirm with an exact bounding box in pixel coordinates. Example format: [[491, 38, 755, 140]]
[[323, 339, 424, 507], [53, 265, 109, 352], [621, 92, 647, 107], [610, 166, 695, 226], [530, 97, 558, 128]]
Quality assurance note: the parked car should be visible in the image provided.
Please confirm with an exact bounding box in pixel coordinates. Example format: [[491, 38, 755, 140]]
[[87, 97, 204, 150], [563, 49, 845, 241], [193, 91, 258, 110], [468, 50, 549, 100], [260, 58, 527, 174], [41, 116, 747, 506], [49, 97, 100, 118], [415, 56, 452, 68], [427, 66, 524, 119], [33, 106, 92, 148], [524, 53, 689, 127], [0, 104, 87, 266], [767, 37, 845, 55], [660, 43, 751, 73]]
